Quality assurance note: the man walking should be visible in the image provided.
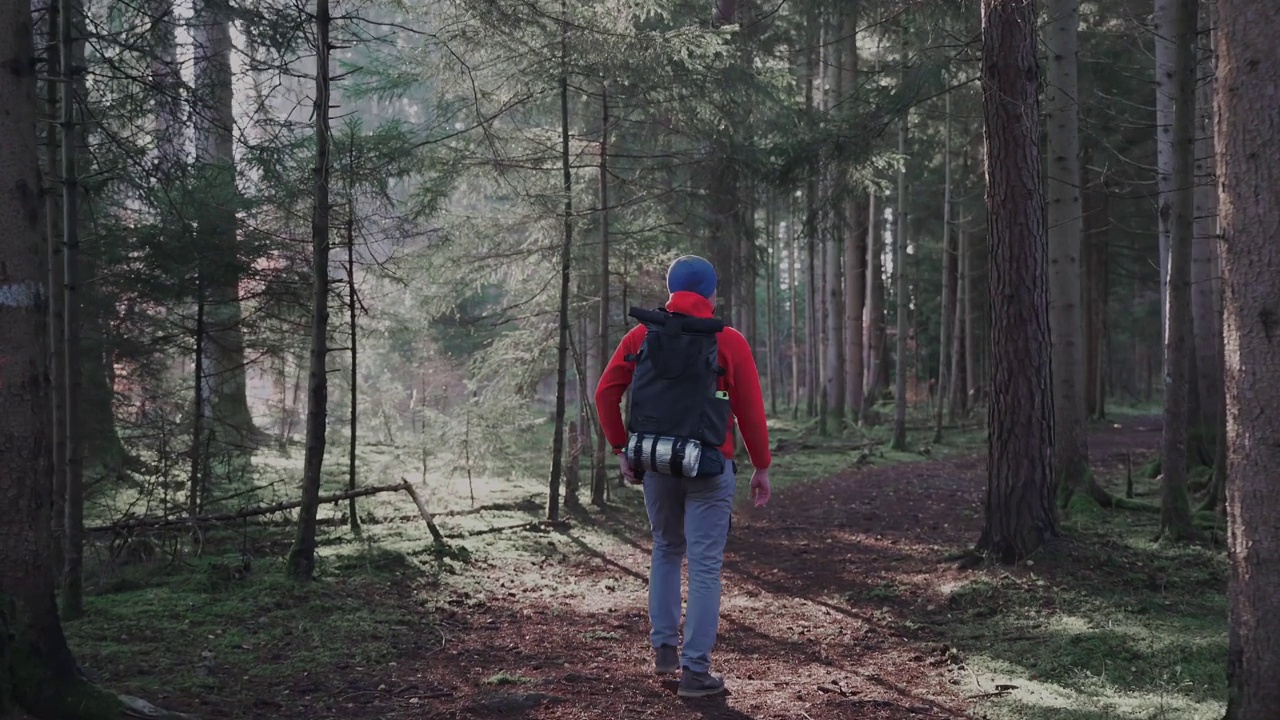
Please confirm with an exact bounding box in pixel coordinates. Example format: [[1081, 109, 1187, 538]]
[[595, 255, 772, 698]]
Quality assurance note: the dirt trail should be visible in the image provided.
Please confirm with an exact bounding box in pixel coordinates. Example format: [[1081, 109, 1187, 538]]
[[355, 420, 1163, 720]]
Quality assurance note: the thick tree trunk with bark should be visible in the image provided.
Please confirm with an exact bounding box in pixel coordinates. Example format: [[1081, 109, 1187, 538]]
[[1155, 0, 1175, 333], [58, 0, 85, 620], [1157, 0, 1198, 541], [1217, 1, 1280, 715], [39, 0, 66, 576], [845, 195, 866, 423], [1190, 2, 1223, 450], [802, 5, 819, 420], [1, 7, 185, 716], [975, 0, 1060, 564], [823, 30, 845, 432], [192, 0, 255, 452], [0, 7, 84, 709], [1082, 163, 1110, 419], [287, 0, 332, 579], [1045, 0, 1107, 506], [345, 194, 360, 534]]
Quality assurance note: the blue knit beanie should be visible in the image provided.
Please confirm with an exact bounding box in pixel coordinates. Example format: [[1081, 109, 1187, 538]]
[[666, 255, 718, 298]]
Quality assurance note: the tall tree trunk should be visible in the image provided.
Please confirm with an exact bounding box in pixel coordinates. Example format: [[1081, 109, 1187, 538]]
[[975, 0, 1059, 564], [0, 0, 83, 705], [845, 192, 866, 423], [286, 0, 332, 580], [1190, 1, 1223, 452], [1217, 1, 1280, 714], [592, 83, 609, 507], [1045, 0, 1103, 505], [192, 0, 254, 452], [823, 16, 845, 431], [805, 197, 818, 418], [891, 29, 909, 451], [803, 4, 819, 420], [933, 89, 953, 443], [841, 6, 864, 424], [740, 188, 757, 348], [949, 222, 966, 421], [766, 193, 779, 415], [963, 223, 977, 413], [346, 193, 360, 535], [58, 0, 85, 620], [1157, 0, 1198, 541], [41, 0, 66, 577], [0, 8, 174, 714], [788, 195, 801, 418], [864, 192, 885, 417], [1155, 0, 1174, 333], [547, 11, 573, 523], [1082, 162, 1110, 419], [816, 197, 829, 433], [190, 281, 208, 517]]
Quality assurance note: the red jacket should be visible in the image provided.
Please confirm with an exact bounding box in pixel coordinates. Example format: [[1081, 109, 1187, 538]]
[[594, 291, 772, 470]]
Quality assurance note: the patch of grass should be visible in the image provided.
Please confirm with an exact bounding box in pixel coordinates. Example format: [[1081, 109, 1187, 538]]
[[482, 672, 534, 686], [759, 411, 986, 497], [935, 463, 1228, 720], [67, 548, 436, 704], [843, 582, 903, 603]]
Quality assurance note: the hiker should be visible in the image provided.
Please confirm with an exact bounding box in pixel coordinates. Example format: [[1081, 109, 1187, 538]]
[[594, 254, 772, 698]]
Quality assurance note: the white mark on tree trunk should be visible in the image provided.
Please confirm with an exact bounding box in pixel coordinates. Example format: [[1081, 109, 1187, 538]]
[[0, 281, 42, 308]]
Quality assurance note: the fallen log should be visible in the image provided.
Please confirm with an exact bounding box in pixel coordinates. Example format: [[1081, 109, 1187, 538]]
[[87, 481, 411, 533], [398, 477, 447, 545]]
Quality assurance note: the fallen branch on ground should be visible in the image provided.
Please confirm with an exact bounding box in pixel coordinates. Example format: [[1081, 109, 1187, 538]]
[[88, 481, 431, 535], [398, 477, 446, 544]]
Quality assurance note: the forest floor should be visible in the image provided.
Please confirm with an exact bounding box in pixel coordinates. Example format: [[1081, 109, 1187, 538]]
[[69, 412, 1228, 720]]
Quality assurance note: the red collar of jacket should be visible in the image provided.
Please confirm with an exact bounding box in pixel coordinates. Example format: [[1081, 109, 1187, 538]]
[[665, 291, 715, 319]]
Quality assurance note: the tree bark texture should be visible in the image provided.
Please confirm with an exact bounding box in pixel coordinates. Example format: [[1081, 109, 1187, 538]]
[[1044, 0, 1094, 502], [1190, 1, 1223, 439], [1217, 0, 1280, 715], [864, 192, 885, 417], [1157, 0, 1198, 541], [287, 0, 332, 580], [192, 0, 254, 451], [592, 83, 609, 506], [546, 12, 573, 522], [58, 0, 85, 620], [840, 4, 864, 424], [0, 5, 129, 714], [933, 89, 953, 443], [891, 50, 909, 451], [39, 0, 66, 577], [1155, 0, 1175, 333], [1082, 163, 1110, 419], [823, 16, 845, 431], [976, 0, 1060, 563]]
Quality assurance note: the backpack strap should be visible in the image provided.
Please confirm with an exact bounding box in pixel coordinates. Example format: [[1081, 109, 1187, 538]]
[[628, 306, 725, 335]]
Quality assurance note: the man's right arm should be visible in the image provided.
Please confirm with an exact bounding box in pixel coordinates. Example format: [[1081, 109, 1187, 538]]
[[594, 326, 646, 453]]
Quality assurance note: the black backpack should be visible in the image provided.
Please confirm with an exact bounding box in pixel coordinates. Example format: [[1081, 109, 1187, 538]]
[[624, 306, 731, 478]]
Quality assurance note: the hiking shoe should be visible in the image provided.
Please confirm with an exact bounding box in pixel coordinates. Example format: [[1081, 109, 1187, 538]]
[[677, 668, 726, 698], [654, 645, 679, 675]]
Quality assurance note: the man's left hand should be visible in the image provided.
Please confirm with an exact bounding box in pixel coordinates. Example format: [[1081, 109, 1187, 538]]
[[619, 453, 640, 485]]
